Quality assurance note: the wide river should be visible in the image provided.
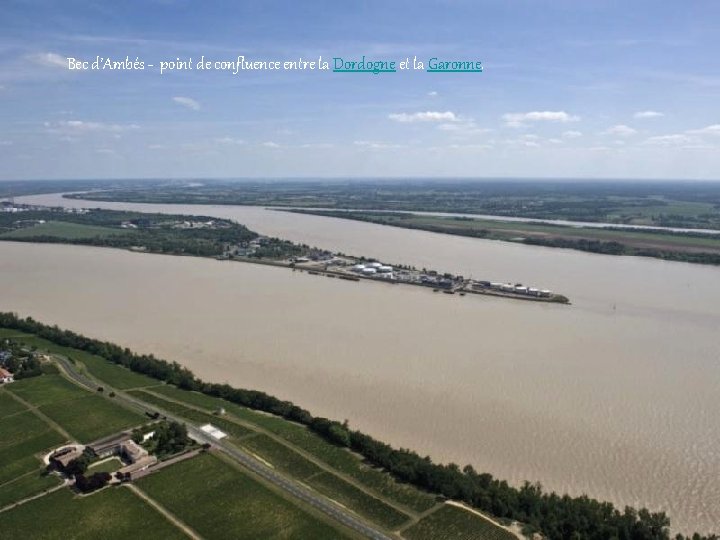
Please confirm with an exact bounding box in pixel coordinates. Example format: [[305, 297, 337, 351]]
[[3, 193, 719, 534]]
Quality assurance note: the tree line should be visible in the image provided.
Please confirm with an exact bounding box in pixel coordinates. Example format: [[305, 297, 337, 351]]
[[0, 312, 716, 540]]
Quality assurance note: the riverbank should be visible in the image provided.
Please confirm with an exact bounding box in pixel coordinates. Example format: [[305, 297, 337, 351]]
[[281, 209, 720, 266]]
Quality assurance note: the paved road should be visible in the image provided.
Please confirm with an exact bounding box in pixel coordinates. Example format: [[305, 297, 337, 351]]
[[53, 355, 393, 540]]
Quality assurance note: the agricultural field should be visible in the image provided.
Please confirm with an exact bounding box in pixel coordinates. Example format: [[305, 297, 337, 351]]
[[9, 374, 144, 442], [237, 434, 411, 529], [0, 220, 128, 240], [0, 390, 27, 419], [146, 384, 438, 513], [137, 452, 353, 539], [306, 471, 411, 530], [240, 433, 323, 480], [0, 408, 65, 484], [0, 487, 187, 539], [0, 471, 61, 509], [40, 394, 144, 443], [8, 374, 87, 407], [402, 504, 518, 540]]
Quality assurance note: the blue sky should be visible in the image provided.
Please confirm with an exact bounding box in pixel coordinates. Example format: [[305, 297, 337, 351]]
[[1, 0, 719, 180]]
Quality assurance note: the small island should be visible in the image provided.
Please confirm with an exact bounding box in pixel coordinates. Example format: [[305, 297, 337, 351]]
[[0, 201, 569, 305]]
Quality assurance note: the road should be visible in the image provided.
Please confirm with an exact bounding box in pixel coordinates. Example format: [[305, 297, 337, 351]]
[[53, 354, 393, 540]]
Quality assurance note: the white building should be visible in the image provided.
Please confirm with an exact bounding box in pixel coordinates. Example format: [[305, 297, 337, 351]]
[[0, 367, 13, 383]]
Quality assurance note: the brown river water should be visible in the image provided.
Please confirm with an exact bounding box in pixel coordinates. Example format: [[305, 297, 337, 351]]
[[2, 193, 719, 534]]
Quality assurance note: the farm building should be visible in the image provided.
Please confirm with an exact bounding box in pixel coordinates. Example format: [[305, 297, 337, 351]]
[[0, 367, 13, 383]]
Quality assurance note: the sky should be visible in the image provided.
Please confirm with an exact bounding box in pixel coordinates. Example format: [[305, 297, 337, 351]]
[[1, 0, 720, 180]]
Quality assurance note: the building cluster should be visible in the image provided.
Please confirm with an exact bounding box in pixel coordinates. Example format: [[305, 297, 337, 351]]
[[233, 236, 270, 257], [88, 432, 158, 481], [49, 432, 158, 482], [224, 238, 562, 302], [172, 219, 227, 230], [0, 201, 87, 214], [0, 340, 50, 382], [472, 281, 553, 297], [0, 345, 15, 383], [351, 262, 395, 277]]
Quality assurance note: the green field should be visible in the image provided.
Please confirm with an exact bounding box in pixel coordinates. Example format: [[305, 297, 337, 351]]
[[75, 351, 158, 389], [9, 375, 144, 442], [0, 487, 187, 539], [0, 409, 65, 484], [8, 374, 90, 406], [0, 220, 127, 240], [0, 328, 30, 339], [40, 394, 143, 443], [402, 504, 517, 540], [137, 452, 353, 539], [240, 433, 323, 480], [0, 471, 61, 509], [237, 433, 411, 529], [0, 390, 27, 419], [307, 471, 411, 529], [147, 384, 438, 512]]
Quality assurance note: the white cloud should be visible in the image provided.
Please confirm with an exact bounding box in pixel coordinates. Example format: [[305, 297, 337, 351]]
[[435, 143, 492, 150], [562, 130, 583, 139], [30, 52, 68, 69], [354, 140, 405, 149], [262, 141, 280, 148], [389, 111, 458, 123], [428, 91, 438, 97], [503, 111, 580, 127], [46, 120, 139, 134], [503, 134, 543, 148], [687, 124, 720, 135], [172, 96, 200, 111], [437, 121, 489, 135], [633, 111, 664, 119], [215, 137, 245, 145], [644, 134, 693, 146], [603, 124, 637, 137], [299, 143, 334, 149]]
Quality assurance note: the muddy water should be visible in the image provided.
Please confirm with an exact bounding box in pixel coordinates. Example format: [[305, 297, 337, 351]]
[[3, 192, 719, 534]]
